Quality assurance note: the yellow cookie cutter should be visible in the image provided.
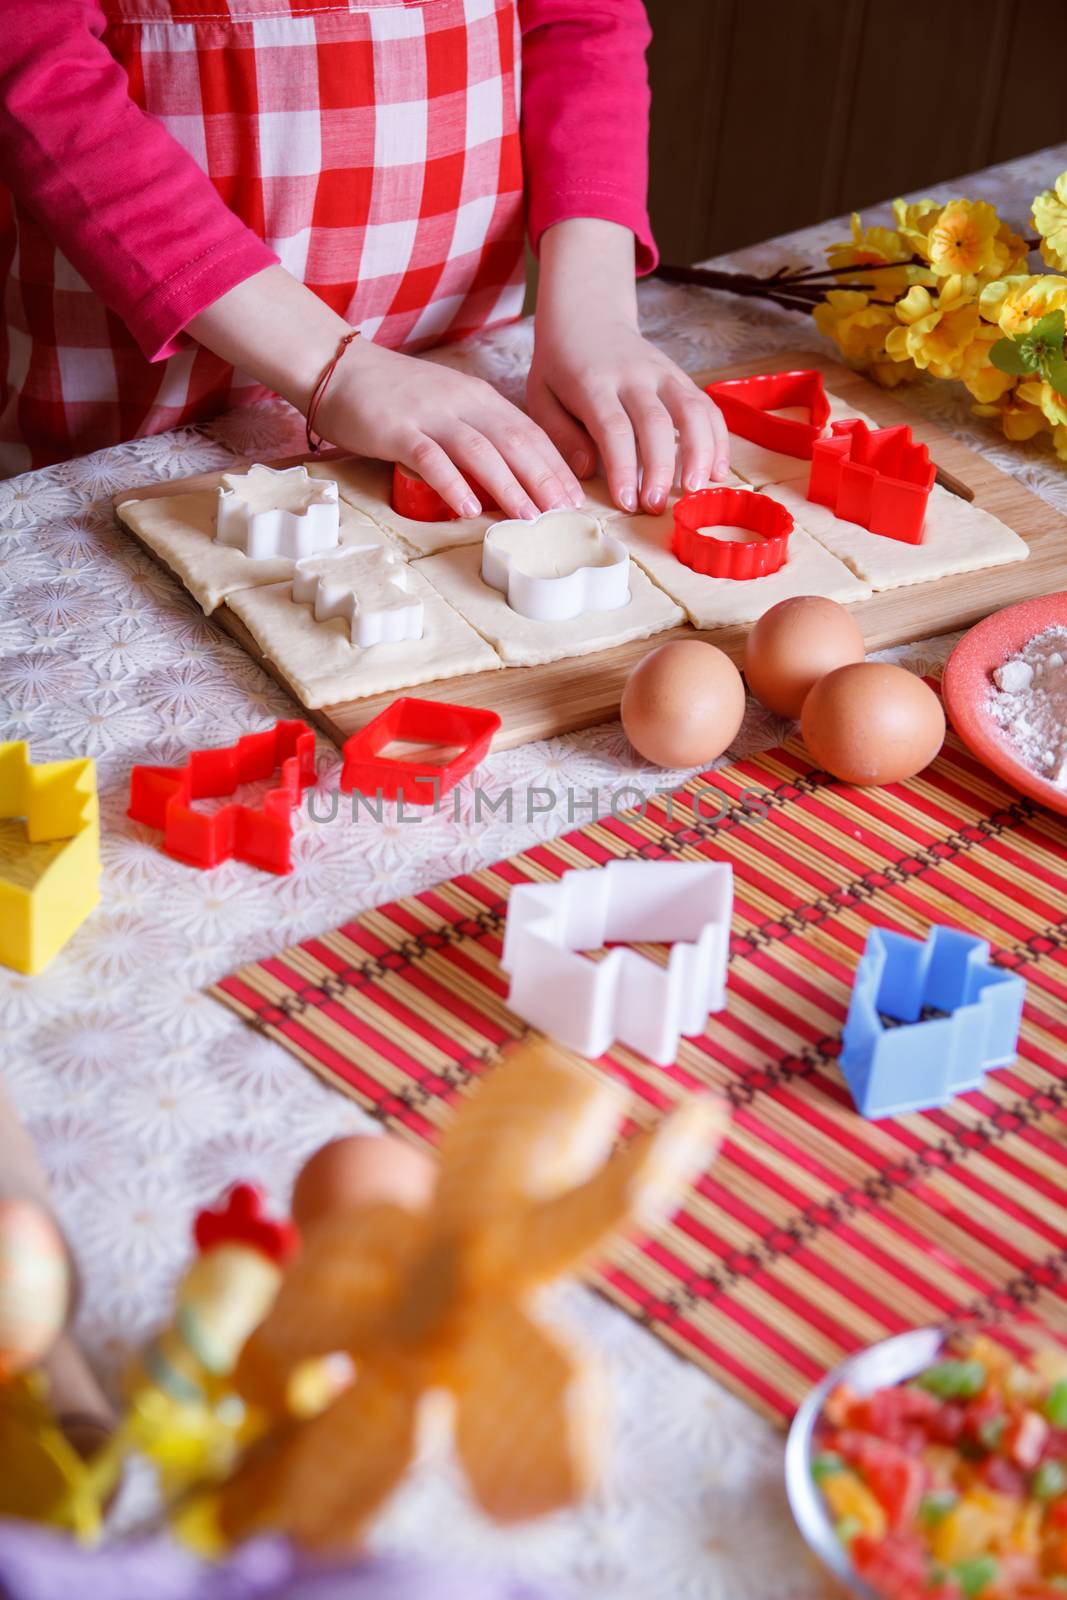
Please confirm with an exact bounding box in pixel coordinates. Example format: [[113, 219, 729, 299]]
[[0, 742, 100, 975]]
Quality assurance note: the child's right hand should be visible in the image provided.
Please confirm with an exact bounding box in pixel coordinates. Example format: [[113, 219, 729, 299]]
[[315, 336, 584, 521], [187, 266, 583, 522]]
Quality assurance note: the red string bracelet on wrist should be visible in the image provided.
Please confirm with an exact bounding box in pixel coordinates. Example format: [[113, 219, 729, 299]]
[[305, 329, 360, 453]]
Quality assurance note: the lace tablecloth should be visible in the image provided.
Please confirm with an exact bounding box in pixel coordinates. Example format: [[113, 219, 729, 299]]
[[3, 144, 1066, 1596]]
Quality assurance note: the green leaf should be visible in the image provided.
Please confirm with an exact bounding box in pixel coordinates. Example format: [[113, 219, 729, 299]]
[[1043, 343, 1067, 399], [989, 336, 1037, 377], [1030, 308, 1066, 351]]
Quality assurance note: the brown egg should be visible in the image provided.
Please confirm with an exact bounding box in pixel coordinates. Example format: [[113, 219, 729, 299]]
[[292, 1134, 436, 1228], [800, 662, 946, 786], [620, 639, 745, 768], [743, 595, 866, 718]]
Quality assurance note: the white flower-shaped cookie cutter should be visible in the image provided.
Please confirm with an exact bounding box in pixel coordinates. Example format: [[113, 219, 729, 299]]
[[215, 464, 341, 560], [291, 548, 424, 648], [481, 509, 631, 622], [501, 860, 733, 1064]]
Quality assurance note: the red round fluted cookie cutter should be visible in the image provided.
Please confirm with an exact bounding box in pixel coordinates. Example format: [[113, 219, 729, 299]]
[[672, 487, 793, 579]]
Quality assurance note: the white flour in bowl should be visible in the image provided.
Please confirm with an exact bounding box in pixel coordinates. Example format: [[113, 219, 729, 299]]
[[988, 625, 1067, 788]]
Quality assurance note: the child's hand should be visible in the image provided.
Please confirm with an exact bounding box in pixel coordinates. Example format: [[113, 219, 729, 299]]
[[528, 219, 730, 514], [319, 337, 583, 520], [187, 267, 582, 522]]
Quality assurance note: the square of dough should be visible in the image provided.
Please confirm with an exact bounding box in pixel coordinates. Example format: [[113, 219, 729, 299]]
[[762, 480, 1029, 592], [607, 495, 871, 627], [227, 563, 501, 708], [725, 390, 882, 490], [116, 491, 392, 614], [309, 458, 626, 557], [413, 542, 684, 665]]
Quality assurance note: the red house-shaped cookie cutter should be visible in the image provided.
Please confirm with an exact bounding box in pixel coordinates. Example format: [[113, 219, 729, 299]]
[[341, 696, 501, 804], [672, 487, 793, 580], [128, 719, 316, 874], [704, 369, 830, 458], [391, 464, 496, 523], [807, 419, 936, 544]]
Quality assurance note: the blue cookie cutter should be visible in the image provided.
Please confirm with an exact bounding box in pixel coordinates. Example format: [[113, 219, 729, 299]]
[[840, 924, 1025, 1119]]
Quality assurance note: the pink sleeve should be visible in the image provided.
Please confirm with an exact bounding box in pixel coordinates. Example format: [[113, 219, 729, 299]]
[[0, 0, 277, 362], [519, 0, 657, 274]]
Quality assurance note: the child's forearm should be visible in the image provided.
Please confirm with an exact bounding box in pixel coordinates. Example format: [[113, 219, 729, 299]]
[[535, 218, 638, 334], [186, 265, 352, 413]]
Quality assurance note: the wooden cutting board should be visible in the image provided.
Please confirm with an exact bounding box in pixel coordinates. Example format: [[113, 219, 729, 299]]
[[113, 348, 1067, 752]]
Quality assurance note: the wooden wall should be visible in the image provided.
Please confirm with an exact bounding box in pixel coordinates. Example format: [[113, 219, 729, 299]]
[[646, 0, 1067, 264]]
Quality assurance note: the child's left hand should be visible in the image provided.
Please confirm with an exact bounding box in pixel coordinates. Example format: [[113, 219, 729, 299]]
[[528, 220, 730, 516]]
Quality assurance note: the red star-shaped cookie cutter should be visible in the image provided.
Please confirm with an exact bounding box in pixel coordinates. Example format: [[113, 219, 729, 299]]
[[128, 719, 317, 874], [194, 1183, 299, 1265], [704, 368, 830, 458], [341, 696, 501, 804], [672, 487, 793, 579], [807, 418, 935, 543]]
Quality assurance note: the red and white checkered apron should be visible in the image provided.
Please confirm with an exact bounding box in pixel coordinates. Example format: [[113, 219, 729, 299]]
[[0, 0, 525, 474]]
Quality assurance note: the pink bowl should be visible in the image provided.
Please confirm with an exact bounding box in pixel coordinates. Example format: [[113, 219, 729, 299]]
[[941, 591, 1067, 818]]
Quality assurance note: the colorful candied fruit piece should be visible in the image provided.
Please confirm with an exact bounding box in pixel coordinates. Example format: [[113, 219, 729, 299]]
[[917, 1362, 989, 1402], [851, 1531, 950, 1599], [824, 1469, 889, 1540], [836, 1431, 928, 1529]]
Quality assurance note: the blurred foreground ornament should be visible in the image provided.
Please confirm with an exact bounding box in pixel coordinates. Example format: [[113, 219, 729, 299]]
[[213, 1041, 727, 1551]]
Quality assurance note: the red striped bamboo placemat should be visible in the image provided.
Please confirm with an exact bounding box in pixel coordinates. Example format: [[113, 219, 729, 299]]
[[211, 734, 1067, 1425]]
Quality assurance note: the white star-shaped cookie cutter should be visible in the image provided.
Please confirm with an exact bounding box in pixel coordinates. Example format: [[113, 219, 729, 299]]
[[291, 548, 424, 648], [501, 860, 733, 1064], [481, 509, 631, 622], [215, 464, 341, 560]]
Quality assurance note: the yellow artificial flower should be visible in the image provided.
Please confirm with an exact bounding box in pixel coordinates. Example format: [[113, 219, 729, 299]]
[[813, 289, 897, 364], [979, 273, 1067, 334], [927, 199, 1000, 279], [825, 214, 924, 300], [990, 218, 1031, 279], [885, 280, 980, 378], [956, 323, 1017, 404], [892, 197, 942, 257], [1054, 423, 1067, 460], [869, 352, 919, 388], [1033, 171, 1067, 271], [972, 392, 1049, 442], [1018, 377, 1067, 429]]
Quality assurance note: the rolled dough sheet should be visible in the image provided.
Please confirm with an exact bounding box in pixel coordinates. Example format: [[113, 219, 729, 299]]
[[227, 563, 501, 708], [725, 391, 881, 490], [116, 491, 392, 614], [413, 543, 684, 665], [608, 497, 871, 627], [762, 480, 1029, 592], [309, 457, 626, 557]]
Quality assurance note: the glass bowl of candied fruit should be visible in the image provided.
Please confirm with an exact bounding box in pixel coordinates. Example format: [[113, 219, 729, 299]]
[[786, 1323, 1067, 1600]]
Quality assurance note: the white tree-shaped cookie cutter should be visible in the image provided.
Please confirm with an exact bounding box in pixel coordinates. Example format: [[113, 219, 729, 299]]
[[215, 464, 341, 560], [291, 548, 424, 648], [501, 860, 733, 1064], [481, 509, 631, 622]]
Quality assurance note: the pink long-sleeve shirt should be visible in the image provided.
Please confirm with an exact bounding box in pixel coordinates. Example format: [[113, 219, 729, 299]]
[[0, 0, 655, 365]]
